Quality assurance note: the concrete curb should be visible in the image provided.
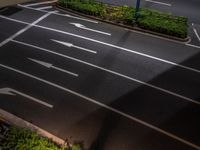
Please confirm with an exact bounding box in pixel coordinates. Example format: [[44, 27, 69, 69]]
[[0, 108, 65, 145], [55, 4, 189, 43]]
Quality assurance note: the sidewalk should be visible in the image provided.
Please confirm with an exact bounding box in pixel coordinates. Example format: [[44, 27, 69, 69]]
[[0, 0, 35, 7]]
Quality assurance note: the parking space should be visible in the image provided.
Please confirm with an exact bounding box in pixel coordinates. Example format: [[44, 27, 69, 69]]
[[0, 1, 200, 150]]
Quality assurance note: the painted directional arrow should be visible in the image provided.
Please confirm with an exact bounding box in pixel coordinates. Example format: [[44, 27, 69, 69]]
[[51, 39, 97, 54], [28, 58, 79, 77], [70, 23, 111, 36], [0, 88, 53, 108]]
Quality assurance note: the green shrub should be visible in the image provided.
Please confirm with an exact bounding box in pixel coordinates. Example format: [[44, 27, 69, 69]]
[[72, 144, 82, 150], [121, 6, 134, 24], [59, 0, 106, 16], [58, 0, 188, 38], [138, 8, 188, 38], [0, 126, 61, 150]]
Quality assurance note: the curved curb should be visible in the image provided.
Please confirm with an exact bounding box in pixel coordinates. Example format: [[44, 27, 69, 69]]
[[0, 108, 65, 145], [55, 4, 189, 43]]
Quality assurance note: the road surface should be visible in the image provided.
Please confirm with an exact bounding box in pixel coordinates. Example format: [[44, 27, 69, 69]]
[[0, 1, 200, 150]]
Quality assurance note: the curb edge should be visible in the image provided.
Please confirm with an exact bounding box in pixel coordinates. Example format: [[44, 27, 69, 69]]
[[0, 108, 65, 145], [55, 4, 189, 43]]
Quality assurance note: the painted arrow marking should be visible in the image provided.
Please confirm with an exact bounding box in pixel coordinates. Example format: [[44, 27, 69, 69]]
[[51, 39, 97, 54], [28, 58, 79, 77], [70, 23, 111, 36], [0, 88, 53, 108]]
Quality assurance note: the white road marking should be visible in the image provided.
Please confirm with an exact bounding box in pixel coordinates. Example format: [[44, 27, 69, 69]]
[[145, 0, 172, 6], [0, 64, 199, 150], [51, 39, 97, 54], [70, 23, 111, 36], [36, 6, 53, 11], [1, 15, 199, 74], [12, 40, 200, 106], [28, 58, 79, 77], [185, 43, 200, 49], [0, 88, 15, 95], [63, 14, 98, 24], [193, 28, 200, 42], [0, 12, 52, 47], [36, 23, 200, 74], [17, 4, 98, 24], [0, 87, 53, 108], [23, 0, 57, 7], [0, 15, 29, 25]]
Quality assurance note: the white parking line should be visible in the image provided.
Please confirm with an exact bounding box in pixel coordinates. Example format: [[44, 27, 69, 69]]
[[1, 15, 200, 74], [17, 4, 98, 24], [36, 6, 53, 11], [0, 12, 52, 47], [145, 0, 172, 6], [0, 15, 29, 25], [23, 0, 57, 7], [185, 43, 200, 49], [51, 39, 97, 54], [0, 64, 199, 150], [11, 39, 200, 106]]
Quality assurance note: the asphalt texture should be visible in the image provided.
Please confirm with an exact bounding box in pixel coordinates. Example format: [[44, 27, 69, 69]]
[[0, 1, 200, 150]]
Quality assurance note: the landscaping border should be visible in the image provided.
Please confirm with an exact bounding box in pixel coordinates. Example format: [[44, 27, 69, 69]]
[[55, 3, 189, 43], [0, 108, 65, 146]]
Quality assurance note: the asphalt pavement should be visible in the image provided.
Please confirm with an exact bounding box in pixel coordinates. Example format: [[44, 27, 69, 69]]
[[0, 1, 200, 150]]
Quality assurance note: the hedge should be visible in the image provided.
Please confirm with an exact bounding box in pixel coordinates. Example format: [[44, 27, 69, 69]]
[[0, 126, 61, 150], [58, 0, 188, 38], [0, 126, 82, 150]]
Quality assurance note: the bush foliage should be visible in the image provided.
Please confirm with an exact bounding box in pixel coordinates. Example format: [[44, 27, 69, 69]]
[[58, 0, 188, 38], [0, 126, 61, 150]]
